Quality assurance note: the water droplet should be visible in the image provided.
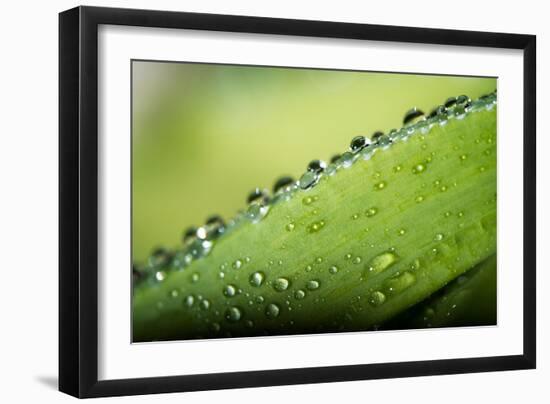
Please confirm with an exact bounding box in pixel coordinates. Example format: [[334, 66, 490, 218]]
[[364, 251, 399, 275], [329, 265, 339, 274], [459, 154, 468, 161], [307, 220, 326, 233], [412, 163, 426, 174], [182, 228, 198, 245], [200, 299, 211, 310], [403, 107, 425, 125], [285, 222, 296, 232], [247, 187, 269, 204], [294, 289, 306, 300], [154, 270, 166, 282], [415, 195, 425, 203], [273, 277, 290, 292], [273, 176, 295, 193], [190, 273, 200, 283], [298, 171, 319, 190], [246, 202, 270, 223], [168, 289, 179, 298], [351, 213, 359, 220], [339, 151, 355, 168], [434, 233, 444, 241], [225, 307, 242, 322], [371, 131, 384, 142], [223, 284, 238, 297], [444, 211, 452, 218], [184, 295, 195, 307], [350, 135, 369, 152], [306, 280, 320, 290], [440, 185, 448, 192], [365, 207, 378, 217], [307, 159, 327, 174], [368, 291, 386, 307], [444, 97, 457, 108], [345, 253, 352, 260], [302, 195, 319, 206], [232, 259, 243, 269], [393, 165, 402, 173], [249, 271, 265, 287], [398, 228, 406, 236], [330, 154, 341, 164], [305, 264, 313, 272], [384, 271, 416, 295], [265, 303, 280, 319], [352, 256, 362, 264], [374, 181, 387, 191]]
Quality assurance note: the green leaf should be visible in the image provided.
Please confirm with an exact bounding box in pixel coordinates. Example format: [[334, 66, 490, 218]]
[[133, 94, 497, 341]]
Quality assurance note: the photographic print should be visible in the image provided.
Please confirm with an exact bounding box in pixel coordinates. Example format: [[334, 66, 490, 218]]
[[131, 60, 497, 342]]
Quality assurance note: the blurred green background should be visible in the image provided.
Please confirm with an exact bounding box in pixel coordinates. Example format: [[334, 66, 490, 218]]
[[132, 61, 496, 262]]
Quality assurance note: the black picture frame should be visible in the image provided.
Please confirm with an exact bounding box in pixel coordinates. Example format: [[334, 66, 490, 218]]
[[59, 5, 536, 398]]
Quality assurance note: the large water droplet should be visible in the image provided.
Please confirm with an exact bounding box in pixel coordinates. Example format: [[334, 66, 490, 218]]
[[249, 271, 265, 287], [350, 135, 369, 153], [273, 277, 290, 292], [364, 251, 399, 276], [306, 280, 320, 290], [225, 306, 242, 322], [223, 284, 238, 297], [368, 291, 386, 307], [307, 159, 327, 174], [403, 107, 425, 125], [247, 187, 269, 204], [265, 303, 280, 319], [298, 171, 319, 190], [294, 289, 306, 300], [384, 271, 416, 295], [273, 176, 295, 194], [246, 202, 270, 223]]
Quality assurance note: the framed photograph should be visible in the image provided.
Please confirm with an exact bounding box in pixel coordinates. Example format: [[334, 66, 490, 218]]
[[59, 6, 536, 398]]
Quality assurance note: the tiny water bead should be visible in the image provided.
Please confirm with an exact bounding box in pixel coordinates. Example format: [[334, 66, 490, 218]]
[[412, 163, 427, 174], [204, 215, 225, 239], [371, 131, 384, 143], [393, 164, 403, 173], [307, 159, 327, 174], [368, 291, 386, 307], [249, 271, 265, 287], [190, 273, 200, 283], [225, 306, 242, 323], [307, 220, 326, 233], [415, 195, 425, 203], [246, 202, 270, 223], [329, 265, 339, 274], [265, 303, 281, 319], [365, 207, 378, 217], [351, 213, 360, 220], [374, 181, 387, 191], [273, 277, 290, 292], [223, 284, 238, 297], [302, 195, 319, 206], [352, 256, 362, 264], [330, 154, 341, 164], [398, 228, 407, 236], [168, 289, 179, 298], [339, 151, 355, 168], [364, 251, 399, 275], [273, 176, 295, 193], [444, 97, 457, 108], [285, 222, 296, 232], [434, 233, 444, 241], [232, 259, 243, 269], [403, 107, 425, 125], [306, 280, 321, 290]]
